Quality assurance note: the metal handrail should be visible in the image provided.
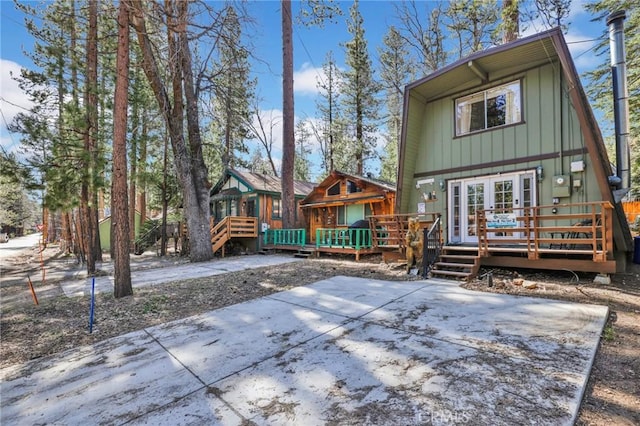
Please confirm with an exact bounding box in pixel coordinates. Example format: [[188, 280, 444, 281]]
[[422, 215, 442, 277]]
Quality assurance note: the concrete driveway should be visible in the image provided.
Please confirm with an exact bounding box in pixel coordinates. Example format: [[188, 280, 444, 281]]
[[1, 276, 607, 425]]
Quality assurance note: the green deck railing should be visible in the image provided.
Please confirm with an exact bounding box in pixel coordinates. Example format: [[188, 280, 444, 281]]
[[263, 228, 306, 246], [315, 228, 372, 250]]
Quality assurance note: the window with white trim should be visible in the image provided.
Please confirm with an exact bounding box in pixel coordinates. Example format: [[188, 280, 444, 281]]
[[455, 80, 522, 136], [272, 197, 281, 218]]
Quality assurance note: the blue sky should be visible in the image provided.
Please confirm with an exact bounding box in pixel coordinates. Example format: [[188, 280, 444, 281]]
[[0, 1, 613, 179]]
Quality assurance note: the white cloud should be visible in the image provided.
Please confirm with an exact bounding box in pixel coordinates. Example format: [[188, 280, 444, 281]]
[[0, 59, 33, 128], [0, 59, 35, 152], [293, 62, 324, 96], [568, 0, 590, 20]]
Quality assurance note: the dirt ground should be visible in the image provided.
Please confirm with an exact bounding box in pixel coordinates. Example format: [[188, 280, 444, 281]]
[[1, 245, 638, 425]]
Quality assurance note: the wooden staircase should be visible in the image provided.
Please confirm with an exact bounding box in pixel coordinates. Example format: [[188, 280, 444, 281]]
[[293, 247, 316, 259], [429, 246, 480, 281], [210, 216, 258, 256]]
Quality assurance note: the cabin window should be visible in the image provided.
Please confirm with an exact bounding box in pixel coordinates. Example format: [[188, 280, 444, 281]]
[[337, 205, 346, 225], [246, 199, 256, 217], [327, 182, 341, 196], [346, 180, 360, 194], [455, 80, 521, 136], [272, 197, 281, 219]]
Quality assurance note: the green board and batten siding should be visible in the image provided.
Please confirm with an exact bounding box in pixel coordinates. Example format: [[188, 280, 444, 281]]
[[401, 61, 599, 216]]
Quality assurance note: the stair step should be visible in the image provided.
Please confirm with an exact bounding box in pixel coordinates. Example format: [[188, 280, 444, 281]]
[[430, 269, 472, 278], [438, 254, 477, 262], [294, 252, 311, 258], [435, 262, 474, 269]]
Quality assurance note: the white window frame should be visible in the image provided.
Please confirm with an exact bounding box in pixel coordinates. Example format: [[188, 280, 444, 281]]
[[455, 80, 522, 136]]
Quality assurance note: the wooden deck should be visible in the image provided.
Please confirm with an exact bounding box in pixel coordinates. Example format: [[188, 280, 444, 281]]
[[472, 201, 617, 273], [441, 244, 616, 273], [218, 201, 623, 274]]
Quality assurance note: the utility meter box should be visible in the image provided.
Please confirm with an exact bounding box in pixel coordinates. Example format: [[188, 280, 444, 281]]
[[552, 175, 571, 197]]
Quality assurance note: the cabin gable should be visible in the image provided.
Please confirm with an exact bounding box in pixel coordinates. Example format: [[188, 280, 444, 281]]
[[300, 171, 396, 242], [210, 168, 315, 231], [397, 27, 631, 269]]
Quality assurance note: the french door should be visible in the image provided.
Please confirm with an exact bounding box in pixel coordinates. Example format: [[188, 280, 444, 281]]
[[448, 171, 536, 244]]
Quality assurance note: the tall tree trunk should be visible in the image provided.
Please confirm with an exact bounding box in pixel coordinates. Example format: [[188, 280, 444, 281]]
[[129, 106, 138, 242], [281, 0, 295, 229], [356, 103, 363, 175], [81, 0, 100, 274], [112, 0, 133, 298], [61, 211, 73, 253], [177, 0, 213, 259], [502, 0, 520, 44], [160, 131, 168, 256], [139, 120, 148, 225], [130, 1, 213, 262]]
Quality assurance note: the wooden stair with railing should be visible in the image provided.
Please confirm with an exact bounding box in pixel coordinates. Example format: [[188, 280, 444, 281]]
[[210, 216, 258, 256], [429, 246, 480, 281]]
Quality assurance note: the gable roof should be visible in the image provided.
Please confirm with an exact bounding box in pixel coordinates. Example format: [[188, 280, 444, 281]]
[[301, 170, 395, 206], [210, 168, 316, 198], [398, 27, 632, 250]]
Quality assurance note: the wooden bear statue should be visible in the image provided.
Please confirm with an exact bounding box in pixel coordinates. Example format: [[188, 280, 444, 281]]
[[405, 217, 423, 274]]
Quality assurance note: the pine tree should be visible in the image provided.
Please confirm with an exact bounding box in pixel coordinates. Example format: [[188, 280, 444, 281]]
[[112, 0, 133, 297], [340, 0, 380, 175], [294, 119, 313, 181], [584, 1, 639, 198], [12, 1, 91, 251], [315, 51, 341, 173], [378, 26, 413, 183], [281, 0, 296, 229], [497, 0, 520, 43], [210, 5, 256, 169]]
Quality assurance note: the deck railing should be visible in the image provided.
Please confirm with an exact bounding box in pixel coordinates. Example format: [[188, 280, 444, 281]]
[[316, 228, 372, 250], [422, 215, 443, 277], [368, 213, 440, 248], [263, 228, 306, 246], [477, 201, 613, 262]]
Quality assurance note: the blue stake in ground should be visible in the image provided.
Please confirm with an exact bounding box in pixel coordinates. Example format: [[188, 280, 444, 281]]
[[89, 277, 95, 333]]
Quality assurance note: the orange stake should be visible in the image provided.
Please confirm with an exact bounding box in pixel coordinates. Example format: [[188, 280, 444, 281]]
[[27, 276, 39, 306]]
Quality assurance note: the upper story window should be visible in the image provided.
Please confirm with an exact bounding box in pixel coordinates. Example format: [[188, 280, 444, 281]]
[[455, 80, 522, 136], [327, 182, 341, 196]]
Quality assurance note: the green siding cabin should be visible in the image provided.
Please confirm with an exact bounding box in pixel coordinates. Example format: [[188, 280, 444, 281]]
[[396, 28, 632, 278]]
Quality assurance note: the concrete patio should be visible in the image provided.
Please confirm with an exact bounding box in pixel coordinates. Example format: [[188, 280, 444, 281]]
[[1, 275, 607, 425]]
